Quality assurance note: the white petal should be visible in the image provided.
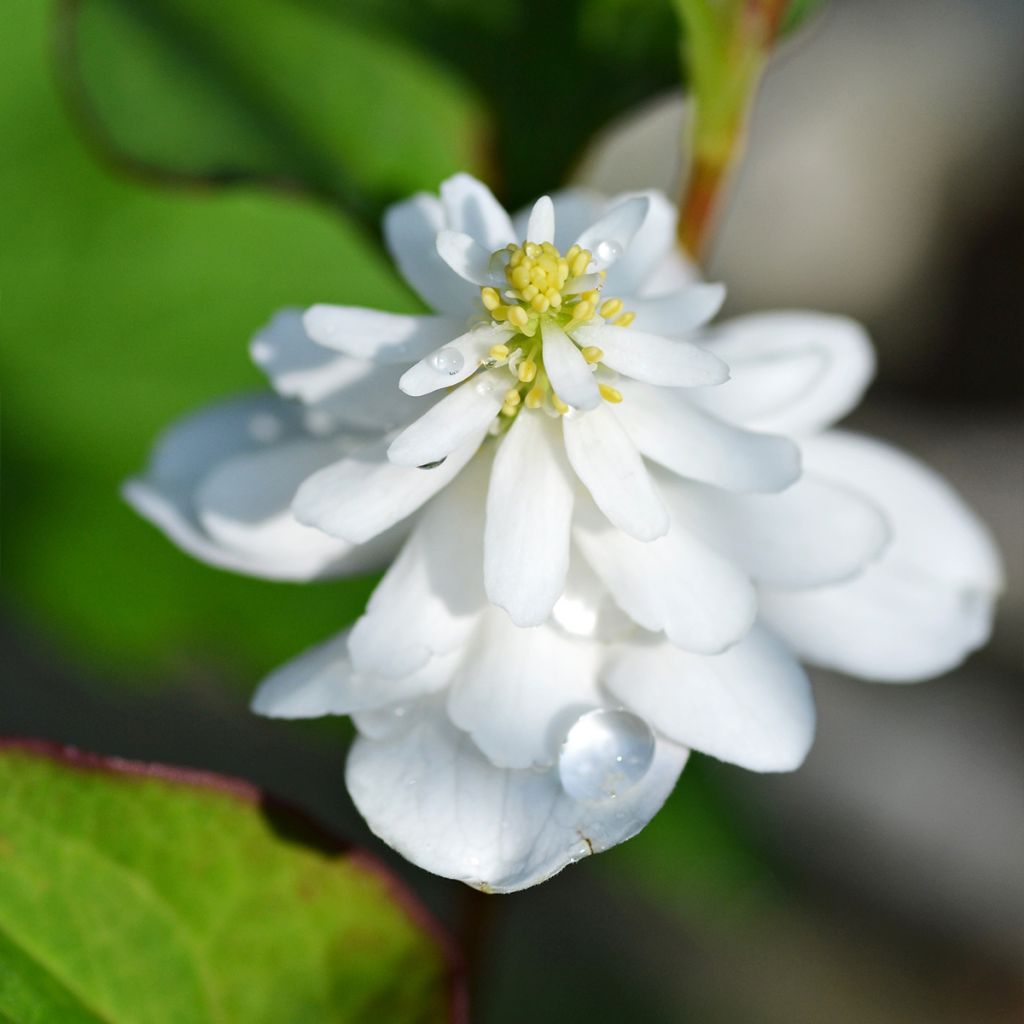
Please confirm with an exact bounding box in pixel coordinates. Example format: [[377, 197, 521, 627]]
[[575, 196, 649, 273], [614, 380, 801, 492], [542, 322, 601, 411], [514, 188, 605, 251], [598, 191, 675, 297], [302, 306, 464, 364], [252, 632, 456, 719], [484, 412, 574, 626], [346, 700, 687, 891], [573, 324, 728, 387], [439, 173, 515, 250], [383, 193, 478, 313], [759, 431, 1002, 682], [801, 432, 1003, 591], [436, 229, 497, 286], [448, 612, 602, 769], [249, 311, 426, 428], [628, 283, 726, 337], [563, 405, 669, 541], [663, 472, 891, 589], [399, 324, 515, 397], [348, 462, 487, 677], [604, 626, 815, 772], [123, 393, 401, 580], [760, 570, 997, 683], [292, 431, 483, 544], [692, 312, 875, 435], [574, 503, 756, 654], [387, 371, 504, 467], [195, 437, 357, 562], [525, 195, 555, 244]]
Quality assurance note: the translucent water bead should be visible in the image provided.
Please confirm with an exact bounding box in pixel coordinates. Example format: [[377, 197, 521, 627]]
[[558, 708, 655, 803], [430, 347, 465, 376]]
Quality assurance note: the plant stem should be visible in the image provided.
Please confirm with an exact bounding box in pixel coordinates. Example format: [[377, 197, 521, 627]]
[[674, 0, 789, 264]]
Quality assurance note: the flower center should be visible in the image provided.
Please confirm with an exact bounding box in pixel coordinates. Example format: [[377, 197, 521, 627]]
[[478, 241, 635, 420]]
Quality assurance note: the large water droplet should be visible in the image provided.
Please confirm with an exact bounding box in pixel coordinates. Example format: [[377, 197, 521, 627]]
[[558, 709, 655, 803], [593, 238, 623, 269], [430, 347, 465, 376]]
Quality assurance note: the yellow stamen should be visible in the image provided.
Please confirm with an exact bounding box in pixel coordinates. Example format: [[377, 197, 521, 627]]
[[518, 359, 537, 383], [507, 306, 529, 329], [551, 393, 570, 415], [614, 311, 636, 327], [599, 298, 623, 319], [581, 345, 604, 364], [503, 388, 521, 407], [525, 385, 545, 409], [599, 383, 623, 404], [481, 286, 502, 311], [489, 343, 510, 361], [571, 250, 591, 277]]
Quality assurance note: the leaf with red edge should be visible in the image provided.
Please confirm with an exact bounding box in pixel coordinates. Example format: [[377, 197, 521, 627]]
[[0, 740, 466, 1024]]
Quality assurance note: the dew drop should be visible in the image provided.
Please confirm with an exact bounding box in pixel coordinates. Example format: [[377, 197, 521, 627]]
[[558, 709, 655, 803], [593, 238, 623, 268], [430, 346, 465, 376]]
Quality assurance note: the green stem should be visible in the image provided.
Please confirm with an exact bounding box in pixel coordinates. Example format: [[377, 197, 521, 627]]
[[672, 0, 789, 264]]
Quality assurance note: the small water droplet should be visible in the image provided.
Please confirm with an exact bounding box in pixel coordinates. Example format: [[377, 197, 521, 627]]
[[593, 238, 623, 268], [558, 709, 655, 803], [430, 346, 465, 376]]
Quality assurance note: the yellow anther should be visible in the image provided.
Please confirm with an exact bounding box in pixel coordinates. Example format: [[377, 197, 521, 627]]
[[500, 402, 518, 417], [507, 306, 530, 329], [530, 295, 550, 313], [566, 243, 581, 261], [525, 385, 544, 409], [491, 304, 509, 322], [614, 311, 636, 328], [599, 298, 623, 319], [518, 359, 537, 383], [599, 383, 623, 404], [481, 286, 502, 311], [571, 250, 591, 278], [503, 388, 521, 407], [582, 289, 600, 304], [551, 393, 570, 415], [525, 242, 541, 258], [489, 343, 510, 361], [511, 265, 532, 290], [581, 345, 604, 364], [521, 284, 539, 301], [571, 300, 595, 323]]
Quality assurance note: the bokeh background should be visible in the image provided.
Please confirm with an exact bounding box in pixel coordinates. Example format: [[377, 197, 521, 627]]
[[2, 0, 1022, 1020]]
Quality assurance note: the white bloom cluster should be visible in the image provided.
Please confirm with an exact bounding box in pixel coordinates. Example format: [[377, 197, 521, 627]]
[[126, 175, 1002, 891]]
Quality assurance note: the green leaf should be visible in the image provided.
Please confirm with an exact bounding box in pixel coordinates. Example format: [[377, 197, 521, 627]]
[[0, 742, 462, 1023], [62, 0, 487, 219], [1, 0, 410, 677], [62, 0, 684, 211]]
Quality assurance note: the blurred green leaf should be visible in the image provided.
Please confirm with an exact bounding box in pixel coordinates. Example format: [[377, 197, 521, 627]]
[[0, 0, 411, 677], [63, 0, 488, 219], [0, 742, 460, 1023], [599, 758, 777, 921], [63, 0, 684, 212]]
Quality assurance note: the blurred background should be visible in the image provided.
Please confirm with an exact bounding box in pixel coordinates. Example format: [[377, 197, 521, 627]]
[[2, 0, 1021, 1020]]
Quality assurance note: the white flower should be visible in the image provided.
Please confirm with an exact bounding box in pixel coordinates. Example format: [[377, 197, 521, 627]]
[[126, 174, 1002, 891]]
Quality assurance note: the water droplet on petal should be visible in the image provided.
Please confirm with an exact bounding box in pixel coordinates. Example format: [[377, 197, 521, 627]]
[[593, 238, 623, 269], [558, 709, 655, 803], [430, 346, 465, 376]]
